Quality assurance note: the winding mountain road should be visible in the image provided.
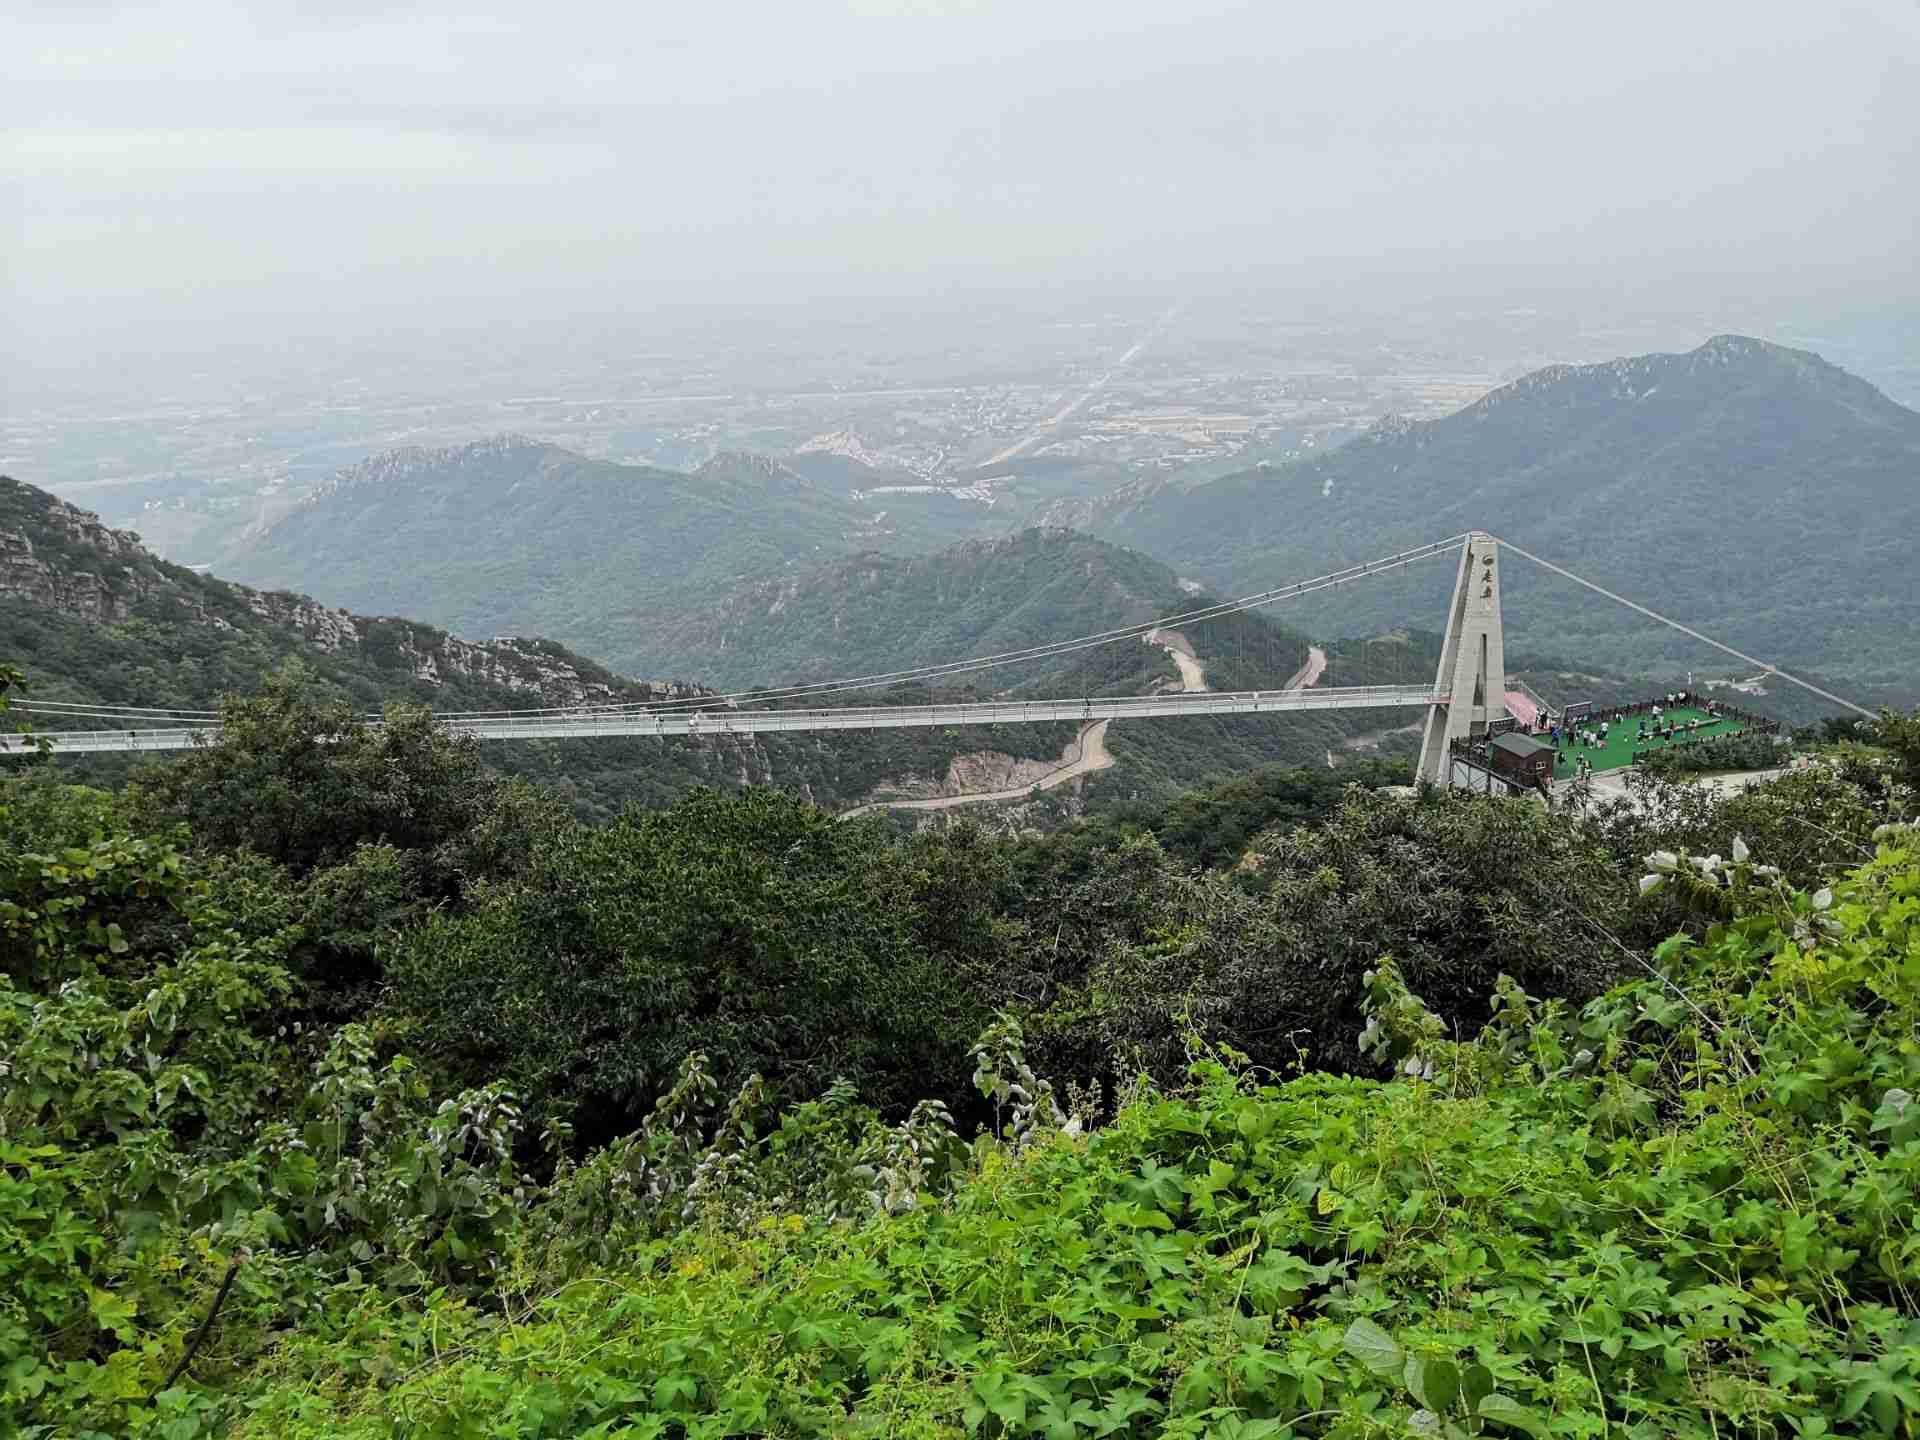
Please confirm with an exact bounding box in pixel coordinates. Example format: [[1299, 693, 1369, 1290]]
[[837, 637, 1325, 818], [1288, 645, 1327, 691], [1146, 628, 1207, 692], [837, 720, 1113, 819]]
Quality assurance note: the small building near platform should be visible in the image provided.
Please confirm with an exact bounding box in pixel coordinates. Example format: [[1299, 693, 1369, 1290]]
[[1487, 732, 1555, 787]]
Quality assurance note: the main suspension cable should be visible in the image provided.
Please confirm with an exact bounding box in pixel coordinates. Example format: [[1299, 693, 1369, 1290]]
[[18, 536, 1470, 728], [425, 534, 1471, 718], [1491, 535, 1876, 720]]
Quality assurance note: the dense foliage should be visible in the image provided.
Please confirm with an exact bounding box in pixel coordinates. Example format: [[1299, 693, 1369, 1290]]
[[1640, 730, 1787, 775], [390, 789, 1010, 1140], [1010, 756, 1411, 882], [6, 664, 1919, 1438], [238, 830, 1920, 1438]]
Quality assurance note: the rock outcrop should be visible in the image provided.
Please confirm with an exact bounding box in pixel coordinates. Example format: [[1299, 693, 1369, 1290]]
[[0, 476, 712, 713]]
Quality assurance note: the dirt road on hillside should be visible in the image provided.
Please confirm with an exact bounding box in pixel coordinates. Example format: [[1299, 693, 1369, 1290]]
[[1146, 628, 1207, 692], [838, 611, 1285, 819], [1287, 645, 1327, 691], [837, 720, 1113, 819]]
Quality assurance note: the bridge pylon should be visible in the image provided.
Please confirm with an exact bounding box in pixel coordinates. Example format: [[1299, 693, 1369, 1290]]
[[1415, 531, 1507, 785]]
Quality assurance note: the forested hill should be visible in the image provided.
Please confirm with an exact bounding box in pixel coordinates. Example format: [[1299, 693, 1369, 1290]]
[[0, 474, 703, 717], [0, 476, 1082, 817], [218, 437, 936, 676], [648, 526, 1314, 691], [638, 525, 1448, 804], [0, 477, 1420, 818], [1077, 335, 1920, 690]]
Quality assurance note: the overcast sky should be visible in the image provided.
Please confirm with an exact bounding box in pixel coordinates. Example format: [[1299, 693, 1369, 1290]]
[[6, 0, 1918, 352]]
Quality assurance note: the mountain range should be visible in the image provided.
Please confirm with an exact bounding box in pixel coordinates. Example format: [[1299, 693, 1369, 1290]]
[[1065, 335, 1920, 691], [12, 331, 1905, 826], [5, 479, 1394, 821], [217, 336, 1918, 700], [220, 439, 942, 678], [3, 478, 1147, 819]]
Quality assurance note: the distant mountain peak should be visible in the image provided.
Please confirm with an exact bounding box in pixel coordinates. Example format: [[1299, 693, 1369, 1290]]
[[315, 434, 556, 502], [693, 451, 811, 488], [1451, 332, 1883, 428], [1088, 335, 1919, 692], [1695, 333, 1797, 361], [795, 429, 892, 471]]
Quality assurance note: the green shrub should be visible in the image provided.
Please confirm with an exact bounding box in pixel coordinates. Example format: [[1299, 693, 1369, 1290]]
[[389, 788, 1005, 1139], [1640, 729, 1785, 775]]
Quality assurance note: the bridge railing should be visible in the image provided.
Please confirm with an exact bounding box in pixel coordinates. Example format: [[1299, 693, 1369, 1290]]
[[2, 684, 1444, 755]]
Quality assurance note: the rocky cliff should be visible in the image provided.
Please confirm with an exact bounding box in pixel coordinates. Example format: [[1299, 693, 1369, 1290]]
[[2, 474, 1100, 819], [1, 476, 708, 711]]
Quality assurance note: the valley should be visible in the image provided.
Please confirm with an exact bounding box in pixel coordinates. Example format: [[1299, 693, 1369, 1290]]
[[150, 336, 1915, 736], [844, 604, 1234, 817], [15, 7, 1920, 1435]]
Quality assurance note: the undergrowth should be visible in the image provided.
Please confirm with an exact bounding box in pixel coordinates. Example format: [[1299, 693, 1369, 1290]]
[[223, 826, 1920, 1438]]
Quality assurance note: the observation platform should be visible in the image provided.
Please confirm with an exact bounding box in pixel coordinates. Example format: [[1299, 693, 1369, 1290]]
[[1546, 705, 1747, 777]]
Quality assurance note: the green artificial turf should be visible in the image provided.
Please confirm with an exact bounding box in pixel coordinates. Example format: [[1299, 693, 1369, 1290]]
[[1543, 705, 1745, 776]]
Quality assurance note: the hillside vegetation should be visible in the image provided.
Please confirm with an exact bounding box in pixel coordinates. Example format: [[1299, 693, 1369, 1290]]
[[1077, 336, 1920, 692], [648, 528, 1222, 692], [0, 476, 1085, 818], [8, 657, 1920, 1437], [645, 527, 1419, 793], [218, 440, 936, 677], [5, 478, 1454, 819]]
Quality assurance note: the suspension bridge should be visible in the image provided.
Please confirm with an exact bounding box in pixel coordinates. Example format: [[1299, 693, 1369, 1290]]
[[2, 532, 1871, 787]]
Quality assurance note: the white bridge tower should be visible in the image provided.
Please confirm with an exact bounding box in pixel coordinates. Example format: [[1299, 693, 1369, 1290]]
[[1416, 532, 1508, 784]]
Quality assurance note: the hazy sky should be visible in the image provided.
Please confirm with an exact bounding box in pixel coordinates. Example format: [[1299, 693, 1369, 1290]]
[[6, 0, 1919, 351]]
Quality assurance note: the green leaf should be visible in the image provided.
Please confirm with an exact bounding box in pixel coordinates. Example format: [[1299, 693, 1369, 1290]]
[[652, 1373, 698, 1410], [1475, 1393, 1546, 1437], [1461, 1364, 1496, 1411], [1342, 1317, 1405, 1379], [1407, 1411, 1443, 1437], [1235, 1105, 1275, 1142], [1101, 1200, 1173, 1231], [1408, 1357, 1459, 1413]]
